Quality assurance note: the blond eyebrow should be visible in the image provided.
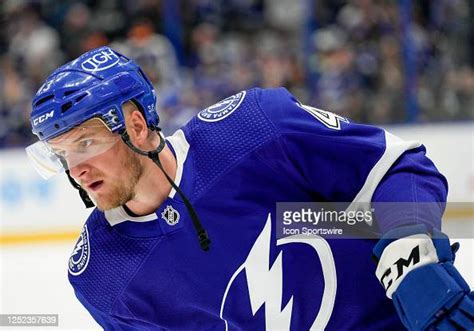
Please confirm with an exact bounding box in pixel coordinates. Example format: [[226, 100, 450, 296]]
[[48, 132, 90, 150], [69, 132, 92, 144]]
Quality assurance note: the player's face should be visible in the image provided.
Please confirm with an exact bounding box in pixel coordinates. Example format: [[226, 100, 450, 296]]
[[48, 118, 144, 211]]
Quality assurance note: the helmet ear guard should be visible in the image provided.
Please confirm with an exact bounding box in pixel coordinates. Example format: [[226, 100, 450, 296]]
[[121, 99, 161, 135]]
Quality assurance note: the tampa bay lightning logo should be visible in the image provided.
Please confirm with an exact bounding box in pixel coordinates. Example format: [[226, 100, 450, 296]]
[[198, 91, 246, 122], [220, 214, 337, 330], [68, 225, 90, 276], [81, 48, 120, 72]]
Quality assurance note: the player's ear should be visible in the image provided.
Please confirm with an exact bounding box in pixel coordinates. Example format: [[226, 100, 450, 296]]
[[123, 101, 148, 147]]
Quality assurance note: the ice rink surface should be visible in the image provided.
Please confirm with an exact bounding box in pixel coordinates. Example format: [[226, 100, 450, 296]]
[[1, 242, 101, 330], [1, 225, 473, 330]]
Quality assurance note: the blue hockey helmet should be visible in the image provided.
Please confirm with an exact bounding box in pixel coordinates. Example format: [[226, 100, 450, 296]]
[[31, 46, 158, 140], [26, 46, 159, 179]]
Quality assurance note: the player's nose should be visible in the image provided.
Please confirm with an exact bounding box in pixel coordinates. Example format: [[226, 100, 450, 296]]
[[68, 162, 90, 181]]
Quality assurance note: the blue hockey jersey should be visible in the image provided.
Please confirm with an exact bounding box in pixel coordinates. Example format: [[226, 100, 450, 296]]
[[68, 88, 447, 330]]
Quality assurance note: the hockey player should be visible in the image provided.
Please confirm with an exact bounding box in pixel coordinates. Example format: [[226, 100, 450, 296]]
[[27, 47, 473, 330]]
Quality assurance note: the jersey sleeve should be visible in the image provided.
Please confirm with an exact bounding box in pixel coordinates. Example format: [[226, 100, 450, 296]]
[[255, 87, 448, 233], [371, 146, 448, 233]]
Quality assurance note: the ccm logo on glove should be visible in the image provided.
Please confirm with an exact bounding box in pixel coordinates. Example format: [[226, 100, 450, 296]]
[[375, 234, 439, 298]]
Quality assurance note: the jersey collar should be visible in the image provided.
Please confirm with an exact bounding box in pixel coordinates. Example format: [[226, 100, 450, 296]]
[[104, 129, 193, 229]]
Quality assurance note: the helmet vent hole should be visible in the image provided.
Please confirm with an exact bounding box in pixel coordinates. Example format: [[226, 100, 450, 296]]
[[75, 93, 87, 103], [64, 89, 79, 97], [61, 101, 73, 113], [34, 94, 54, 107], [54, 124, 60, 129]]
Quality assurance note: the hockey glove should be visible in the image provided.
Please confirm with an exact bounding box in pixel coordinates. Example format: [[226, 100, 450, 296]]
[[372, 224, 474, 330]]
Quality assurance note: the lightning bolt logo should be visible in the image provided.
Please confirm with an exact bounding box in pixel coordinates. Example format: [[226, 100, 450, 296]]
[[69, 225, 90, 276], [207, 98, 233, 110], [220, 214, 337, 330], [71, 237, 84, 258]]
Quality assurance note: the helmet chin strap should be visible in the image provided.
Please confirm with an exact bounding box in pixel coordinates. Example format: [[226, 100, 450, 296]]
[[66, 169, 95, 208], [60, 154, 94, 208], [121, 127, 211, 252]]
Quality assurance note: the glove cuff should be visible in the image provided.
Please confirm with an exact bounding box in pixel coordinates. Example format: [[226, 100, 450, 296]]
[[393, 263, 468, 330]]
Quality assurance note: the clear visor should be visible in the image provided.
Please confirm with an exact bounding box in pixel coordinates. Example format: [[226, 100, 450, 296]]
[[26, 118, 121, 179]]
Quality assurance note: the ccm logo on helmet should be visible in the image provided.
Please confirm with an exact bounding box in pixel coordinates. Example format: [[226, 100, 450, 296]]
[[81, 48, 120, 72], [33, 110, 55, 126]]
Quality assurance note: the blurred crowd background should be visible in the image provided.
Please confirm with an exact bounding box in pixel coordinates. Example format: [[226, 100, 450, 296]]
[[0, 0, 473, 147]]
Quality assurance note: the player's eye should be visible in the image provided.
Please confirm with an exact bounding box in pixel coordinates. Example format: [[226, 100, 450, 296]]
[[77, 139, 94, 152]]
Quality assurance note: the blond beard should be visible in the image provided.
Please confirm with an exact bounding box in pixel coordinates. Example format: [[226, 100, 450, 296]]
[[94, 150, 143, 211]]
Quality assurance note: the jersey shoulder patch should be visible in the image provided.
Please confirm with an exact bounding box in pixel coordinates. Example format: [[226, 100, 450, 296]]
[[69, 224, 91, 276], [197, 91, 246, 122]]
